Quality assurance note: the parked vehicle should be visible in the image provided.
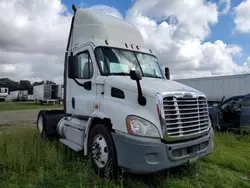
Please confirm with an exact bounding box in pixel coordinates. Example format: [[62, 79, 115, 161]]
[[33, 84, 61, 104], [28, 95, 35, 101], [9, 90, 28, 101], [57, 84, 64, 103], [0, 87, 8, 101], [209, 94, 250, 131], [36, 5, 214, 178], [175, 74, 250, 106]]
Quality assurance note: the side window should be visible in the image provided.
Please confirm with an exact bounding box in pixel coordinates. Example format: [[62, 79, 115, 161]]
[[233, 100, 243, 110], [242, 98, 250, 107], [222, 98, 242, 109], [77, 51, 93, 79]]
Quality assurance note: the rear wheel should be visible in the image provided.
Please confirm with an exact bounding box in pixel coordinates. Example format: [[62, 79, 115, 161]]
[[37, 111, 49, 139], [88, 124, 118, 178]]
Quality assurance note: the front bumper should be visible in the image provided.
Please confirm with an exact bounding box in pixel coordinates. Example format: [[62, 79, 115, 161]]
[[112, 128, 214, 174]]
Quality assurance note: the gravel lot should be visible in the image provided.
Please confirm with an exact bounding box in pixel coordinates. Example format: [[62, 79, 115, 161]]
[[0, 109, 40, 125], [0, 109, 61, 125]]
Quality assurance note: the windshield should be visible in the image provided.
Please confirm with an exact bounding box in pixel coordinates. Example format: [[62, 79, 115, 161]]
[[95, 47, 164, 78], [221, 97, 243, 110]]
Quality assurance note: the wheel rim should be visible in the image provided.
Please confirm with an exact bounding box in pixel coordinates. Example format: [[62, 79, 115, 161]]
[[38, 116, 43, 134], [92, 134, 109, 168]]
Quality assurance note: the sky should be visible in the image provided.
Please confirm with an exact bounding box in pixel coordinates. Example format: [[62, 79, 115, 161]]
[[1, 0, 250, 84]]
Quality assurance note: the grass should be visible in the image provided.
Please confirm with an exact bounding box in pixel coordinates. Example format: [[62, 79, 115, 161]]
[[0, 101, 62, 111], [0, 125, 249, 188]]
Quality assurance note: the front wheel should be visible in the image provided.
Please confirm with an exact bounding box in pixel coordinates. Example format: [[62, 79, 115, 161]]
[[88, 124, 119, 178]]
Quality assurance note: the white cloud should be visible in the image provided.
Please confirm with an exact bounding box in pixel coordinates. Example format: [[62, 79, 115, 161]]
[[243, 56, 250, 69], [0, 0, 72, 83], [218, 0, 231, 15], [126, 0, 248, 79], [234, 0, 250, 33], [126, 0, 218, 41], [0, 1, 124, 83]]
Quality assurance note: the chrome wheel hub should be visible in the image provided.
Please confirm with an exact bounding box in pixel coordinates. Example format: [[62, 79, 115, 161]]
[[92, 134, 108, 168]]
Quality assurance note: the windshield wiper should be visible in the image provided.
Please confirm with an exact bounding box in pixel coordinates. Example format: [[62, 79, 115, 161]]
[[106, 72, 162, 78], [145, 75, 162, 79]]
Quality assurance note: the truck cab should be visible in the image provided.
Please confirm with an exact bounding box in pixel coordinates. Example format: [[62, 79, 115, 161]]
[[37, 5, 214, 178]]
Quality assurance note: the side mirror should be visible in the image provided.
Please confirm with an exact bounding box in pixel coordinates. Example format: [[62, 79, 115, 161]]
[[129, 69, 146, 106], [68, 55, 78, 79], [165, 67, 170, 80], [130, 69, 142, 81]]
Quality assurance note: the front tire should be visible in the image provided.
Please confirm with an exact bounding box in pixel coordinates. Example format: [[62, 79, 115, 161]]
[[88, 124, 118, 178]]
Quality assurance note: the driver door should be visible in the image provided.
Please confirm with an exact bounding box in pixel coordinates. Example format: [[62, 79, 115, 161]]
[[217, 96, 243, 129], [67, 45, 97, 117], [240, 94, 250, 128], [216, 96, 225, 128]]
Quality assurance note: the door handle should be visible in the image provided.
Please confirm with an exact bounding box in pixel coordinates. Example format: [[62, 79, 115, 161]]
[[72, 97, 75, 109]]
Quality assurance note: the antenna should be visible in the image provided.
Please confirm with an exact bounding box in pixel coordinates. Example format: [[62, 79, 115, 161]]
[[72, 4, 77, 14]]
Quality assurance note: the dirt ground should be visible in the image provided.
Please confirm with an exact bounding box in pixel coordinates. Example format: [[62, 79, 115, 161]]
[[0, 109, 40, 125], [0, 108, 61, 125]]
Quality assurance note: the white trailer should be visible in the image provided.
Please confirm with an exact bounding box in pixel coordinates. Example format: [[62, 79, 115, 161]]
[[9, 90, 28, 101], [0, 87, 8, 101], [57, 84, 64, 102], [28, 95, 35, 101], [9, 91, 19, 101], [33, 84, 62, 104], [18, 90, 28, 101], [175, 73, 250, 105], [36, 5, 214, 178]]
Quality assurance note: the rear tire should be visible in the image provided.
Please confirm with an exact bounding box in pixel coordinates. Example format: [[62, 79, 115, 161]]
[[37, 110, 49, 139], [88, 124, 119, 179]]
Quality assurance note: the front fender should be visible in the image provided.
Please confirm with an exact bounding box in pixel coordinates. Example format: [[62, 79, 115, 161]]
[[91, 110, 108, 119], [99, 94, 163, 137], [83, 93, 162, 155], [209, 107, 218, 128], [83, 110, 110, 156]]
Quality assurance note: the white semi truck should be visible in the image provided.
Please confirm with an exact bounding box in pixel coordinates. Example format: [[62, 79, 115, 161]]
[[37, 5, 214, 178]]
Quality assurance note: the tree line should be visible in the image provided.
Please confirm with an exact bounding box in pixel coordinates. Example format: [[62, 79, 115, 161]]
[[0, 78, 56, 95]]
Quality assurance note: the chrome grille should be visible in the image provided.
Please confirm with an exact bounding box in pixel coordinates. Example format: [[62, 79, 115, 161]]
[[163, 96, 210, 138]]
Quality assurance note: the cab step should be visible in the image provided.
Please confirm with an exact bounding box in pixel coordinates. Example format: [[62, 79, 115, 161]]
[[59, 139, 83, 152]]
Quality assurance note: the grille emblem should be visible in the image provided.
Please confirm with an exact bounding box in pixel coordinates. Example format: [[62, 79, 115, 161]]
[[183, 93, 193, 98]]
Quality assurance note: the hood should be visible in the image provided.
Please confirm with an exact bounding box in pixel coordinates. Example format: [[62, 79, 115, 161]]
[[105, 76, 205, 98]]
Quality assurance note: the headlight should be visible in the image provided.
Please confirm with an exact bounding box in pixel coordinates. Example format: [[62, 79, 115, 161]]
[[126, 115, 160, 138]]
